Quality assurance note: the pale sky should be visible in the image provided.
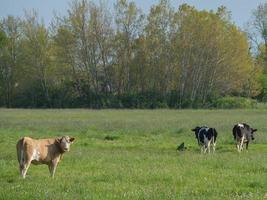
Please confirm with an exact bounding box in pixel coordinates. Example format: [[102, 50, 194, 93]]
[[0, 0, 266, 28]]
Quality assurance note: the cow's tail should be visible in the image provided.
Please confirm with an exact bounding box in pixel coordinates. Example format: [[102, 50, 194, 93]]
[[16, 138, 26, 169], [232, 126, 237, 140]]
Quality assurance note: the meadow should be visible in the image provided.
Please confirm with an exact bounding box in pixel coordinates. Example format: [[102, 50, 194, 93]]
[[0, 109, 267, 200]]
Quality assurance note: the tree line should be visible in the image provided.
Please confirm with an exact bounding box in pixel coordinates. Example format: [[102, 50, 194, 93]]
[[0, 0, 266, 108]]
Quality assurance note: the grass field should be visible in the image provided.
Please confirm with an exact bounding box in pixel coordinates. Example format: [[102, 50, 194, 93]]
[[0, 109, 267, 200]]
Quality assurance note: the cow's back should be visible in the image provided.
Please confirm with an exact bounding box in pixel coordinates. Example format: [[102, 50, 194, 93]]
[[16, 137, 59, 165], [198, 129, 206, 144], [233, 125, 242, 139]]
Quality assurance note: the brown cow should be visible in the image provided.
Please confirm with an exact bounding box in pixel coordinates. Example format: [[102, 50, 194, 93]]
[[16, 136, 75, 178]]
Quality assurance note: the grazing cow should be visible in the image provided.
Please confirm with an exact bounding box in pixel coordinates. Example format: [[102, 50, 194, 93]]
[[16, 136, 75, 178], [232, 123, 257, 152], [191, 126, 218, 153]]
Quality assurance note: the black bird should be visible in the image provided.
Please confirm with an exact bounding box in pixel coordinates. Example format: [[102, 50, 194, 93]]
[[177, 142, 187, 151]]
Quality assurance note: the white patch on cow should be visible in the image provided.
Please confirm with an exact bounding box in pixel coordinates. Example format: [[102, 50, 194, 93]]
[[32, 148, 40, 161], [238, 123, 244, 128], [240, 136, 245, 151], [204, 135, 210, 153], [208, 140, 211, 153], [61, 137, 71, 151], [237, 135, 245, 152], [204, 135, 209, 145], [66, 142, 70, 149], [203, 134, 211, 153], [199, 127, 208, 133]]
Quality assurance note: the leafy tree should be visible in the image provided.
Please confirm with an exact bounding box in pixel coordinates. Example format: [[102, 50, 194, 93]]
[[248, 3, 267, 102], [17, 11, 53, 107], [0, 0, 262, 108], [0, 16, 21, 107], [114, 0, 144, 94], [144, 0, 174, 95], [170, 4, 258, 107]]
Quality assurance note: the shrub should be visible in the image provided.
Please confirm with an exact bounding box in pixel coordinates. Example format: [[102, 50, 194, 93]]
[[214, 96, 257, 109]]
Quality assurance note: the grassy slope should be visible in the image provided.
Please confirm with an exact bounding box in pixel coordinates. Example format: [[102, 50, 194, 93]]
[[0, 109, 267, 200]]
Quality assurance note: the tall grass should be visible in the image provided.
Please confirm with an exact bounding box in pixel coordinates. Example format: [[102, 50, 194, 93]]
[[0, 109, 267, 199]]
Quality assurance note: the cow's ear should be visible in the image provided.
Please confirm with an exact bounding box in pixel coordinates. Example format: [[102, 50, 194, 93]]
[[56, 137, 62, 144], [253, 129, 257, 132], [70, 137, 75, 143], [192, 126, 200, 132]]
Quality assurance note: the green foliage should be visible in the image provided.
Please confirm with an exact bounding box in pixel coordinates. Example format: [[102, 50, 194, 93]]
[[257, 74, 267, 102], [0, 30, 7, 48], [0, 1, 263, 108], [249, 3, 267, 102], [214, 96, 257, 109]]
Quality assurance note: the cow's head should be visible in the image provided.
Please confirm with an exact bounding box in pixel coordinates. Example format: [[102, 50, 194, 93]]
[[191, 126, 201, 139], [243, 123, 257, 141], [250, 128, 257, 140], [57, 136, 75, 152]]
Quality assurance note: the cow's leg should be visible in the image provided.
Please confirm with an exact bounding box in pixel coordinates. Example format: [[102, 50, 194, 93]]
[[18, 149, 26, 177], [17, 149, 23, 176], [236, 140, 239, 152], [48, 163, 52, 175], [19, 161, 23, 177], [204, 145, 208, 154], [240, 136, 245, 151], [50, 159, 59, 178], [200, 146, 203, 154], [50, 163, 57, 178], [19, 163, 25, 177], [207, 141, 211, 153], [19, 165, 23, 176], [245, 142, 249, 150], [236, 138, 241, 152], [213, 143, 216, 153], [21, 160, 31, 178], [212, 138, 216, 153], [205, 145, 209, 153], [203, 139, 210, 154]]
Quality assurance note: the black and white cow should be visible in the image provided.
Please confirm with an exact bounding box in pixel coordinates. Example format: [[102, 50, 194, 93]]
[[232, 123, 257, 152], [191, 126, 218, 153]]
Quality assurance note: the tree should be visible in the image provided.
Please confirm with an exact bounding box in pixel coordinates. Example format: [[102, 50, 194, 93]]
[[170, 4, 258, 107], [0, 16, 21, 107], [114, 0, 144, 94], [251, 3, 267, 48], [247, 3, 267, 102], [144, 0, 174, 95], [52, 0, 115, 107], [0, 30, 7, 48], [19, 11, 53, 107], [0, 1, 261, 108], [88, 1, 114, 95]]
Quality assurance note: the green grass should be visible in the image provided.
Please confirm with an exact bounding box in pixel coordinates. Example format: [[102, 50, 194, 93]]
[[0, 109, 267, 200]]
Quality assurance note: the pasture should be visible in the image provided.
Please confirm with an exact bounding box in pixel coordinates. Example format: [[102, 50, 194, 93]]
[[0, 109, 267, 199]]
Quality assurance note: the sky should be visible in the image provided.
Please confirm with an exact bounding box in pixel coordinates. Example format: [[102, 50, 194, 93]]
[[0, 0, 266, 28]]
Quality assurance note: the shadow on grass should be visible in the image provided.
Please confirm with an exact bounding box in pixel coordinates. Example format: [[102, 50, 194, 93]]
[[104, 135, 120, 141]]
